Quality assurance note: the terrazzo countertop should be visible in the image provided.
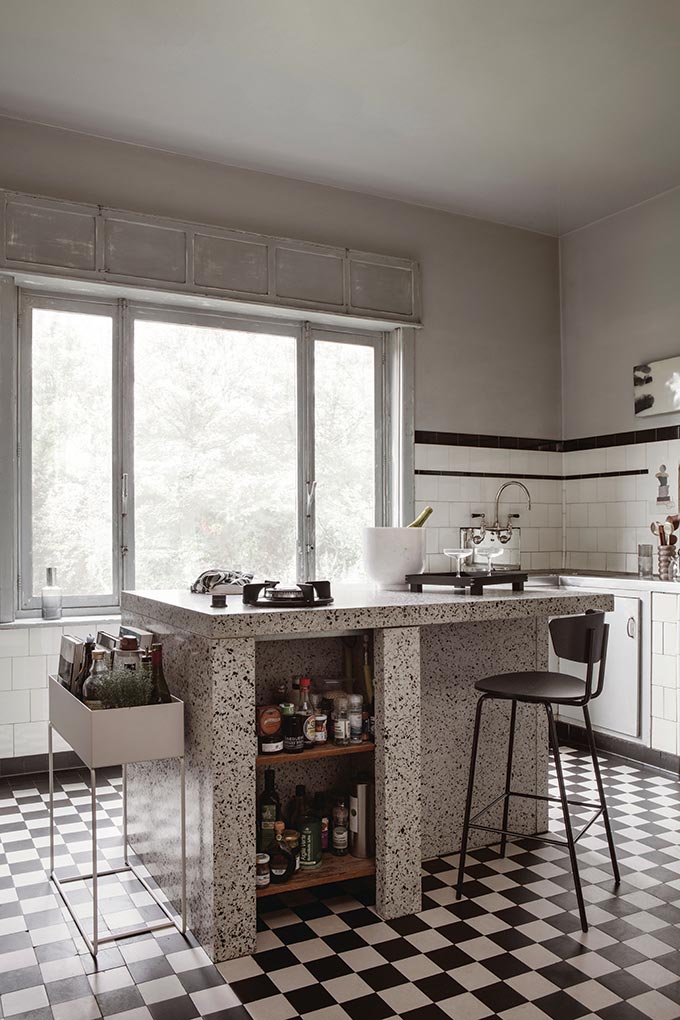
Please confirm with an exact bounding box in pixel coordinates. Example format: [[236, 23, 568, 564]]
[[121, 584, 614, 638]]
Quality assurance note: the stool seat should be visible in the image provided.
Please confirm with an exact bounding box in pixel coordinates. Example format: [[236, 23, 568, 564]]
[[475, 671, 586, 704]]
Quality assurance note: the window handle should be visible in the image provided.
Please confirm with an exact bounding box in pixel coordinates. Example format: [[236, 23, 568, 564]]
[[121, 473, 129, 516], [306, 480, 317, 517], [627, 617, 636, 639]]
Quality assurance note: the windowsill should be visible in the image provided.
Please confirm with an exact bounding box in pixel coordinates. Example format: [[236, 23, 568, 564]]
[[0, 614, 121, 630]]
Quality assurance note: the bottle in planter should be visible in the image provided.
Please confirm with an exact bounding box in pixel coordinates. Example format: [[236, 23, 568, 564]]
[[72, 635, 95, 700], [150, 644, 172, 704], [82, 650, 108, 710]]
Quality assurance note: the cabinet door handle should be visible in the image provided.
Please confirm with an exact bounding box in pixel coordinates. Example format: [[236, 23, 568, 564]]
[[627, 617, 636, 638]]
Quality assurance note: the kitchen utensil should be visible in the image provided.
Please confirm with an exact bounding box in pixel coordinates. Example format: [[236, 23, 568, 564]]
[[651, 521, 672, 545]]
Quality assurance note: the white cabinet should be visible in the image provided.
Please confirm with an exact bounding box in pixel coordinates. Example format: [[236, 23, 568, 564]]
[[554, 594, 643, 739]]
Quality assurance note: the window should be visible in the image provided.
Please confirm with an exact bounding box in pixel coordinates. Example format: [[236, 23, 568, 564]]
[[17, 294, 389, 611]]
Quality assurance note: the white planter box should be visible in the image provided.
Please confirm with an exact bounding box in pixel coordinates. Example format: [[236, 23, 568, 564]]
[[49, 675, 184, 768]]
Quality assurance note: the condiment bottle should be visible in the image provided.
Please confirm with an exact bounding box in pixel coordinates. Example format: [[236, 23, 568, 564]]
[[258, 769, 280, 850], [281, 703, 304, 754], [332, 796, 349, 856], [82, 650, 108, 710], [269, 821, 296, 883], [296, 678, 316, 748], [256, 853, 270, 887], [349, 694, 363, 744], [299, 806, 322, 869], [333, 698, 350, 746]]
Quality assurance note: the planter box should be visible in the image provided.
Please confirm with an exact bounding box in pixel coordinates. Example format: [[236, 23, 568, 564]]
[[49, 675, 184, 769]]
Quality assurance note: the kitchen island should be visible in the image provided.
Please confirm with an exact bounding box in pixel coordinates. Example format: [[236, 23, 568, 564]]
[[121, 584, 612, 961]]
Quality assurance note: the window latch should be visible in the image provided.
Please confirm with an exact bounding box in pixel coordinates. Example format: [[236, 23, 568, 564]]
[[121, 473, 129, 516], [306, 479, 317, 517]]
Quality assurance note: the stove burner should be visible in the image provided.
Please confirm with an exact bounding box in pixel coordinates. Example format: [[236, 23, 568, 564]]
[[242, 580, 333, 608]]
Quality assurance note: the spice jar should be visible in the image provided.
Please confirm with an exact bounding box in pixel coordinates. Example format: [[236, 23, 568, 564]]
[[349, 694, 363, 744], [314, 714, 328, 743], [256, 853, 270, 888]]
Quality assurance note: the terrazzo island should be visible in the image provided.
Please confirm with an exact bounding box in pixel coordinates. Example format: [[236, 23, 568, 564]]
[[121, 584, 613, 962]]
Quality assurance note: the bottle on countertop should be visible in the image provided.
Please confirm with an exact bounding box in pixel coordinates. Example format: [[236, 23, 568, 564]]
[[150, 644, 172, 704], [72, 635, 95, 700], [41, 567, 62, 621], [82, 649, 108, 710], [296, 678, 316, 748], [258, 768, 280, 850]]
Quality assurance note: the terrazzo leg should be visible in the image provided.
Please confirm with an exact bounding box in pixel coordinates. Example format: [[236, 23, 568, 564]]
[[534, 617, 550, 832], [373, 626, 421, 920], [211, 637, 257, 962]]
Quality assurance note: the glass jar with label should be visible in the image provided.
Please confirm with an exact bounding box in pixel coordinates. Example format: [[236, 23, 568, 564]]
[[333, 698, 350, 746], [314, 714, 328, 743], [332, 796, 349, 856], [256, 853, 270, 887], [349, 694, 363, 744]]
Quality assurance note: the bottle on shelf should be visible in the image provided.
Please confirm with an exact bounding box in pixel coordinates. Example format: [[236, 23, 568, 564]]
[[268, 821, 296, 883], [349, 694, 363, 744], [287, 784, 307, 833], [258, 768, 280, 851], [71, 635, 95, 700], [332, 796, 349, 856], [312, 791, 330, 852], [333, 698, 350, 746], [41, 567, 62, 621], [281, 702, 304, 754], [150, 643, 172, 704], [296, 678, 316, 748], [299, 804, 322, 869], [82, 650, 108, 710], [271, 679, 288, 704]]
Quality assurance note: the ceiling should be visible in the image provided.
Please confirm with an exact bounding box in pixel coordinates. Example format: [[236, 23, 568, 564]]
[[1, 0, 679, 235]]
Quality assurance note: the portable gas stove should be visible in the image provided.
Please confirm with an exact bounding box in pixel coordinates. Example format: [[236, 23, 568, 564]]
[[242, 580, 333, 608]]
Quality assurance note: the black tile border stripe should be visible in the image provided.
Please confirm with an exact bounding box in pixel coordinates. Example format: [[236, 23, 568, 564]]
[[415, 425, 680, 452], [416, 468, 648, 482]]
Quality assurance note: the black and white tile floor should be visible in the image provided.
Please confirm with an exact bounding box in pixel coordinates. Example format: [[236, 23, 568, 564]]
[[1, 747, 680, 1020]]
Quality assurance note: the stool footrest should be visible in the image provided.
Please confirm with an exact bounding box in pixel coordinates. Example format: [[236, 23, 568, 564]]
[[468, 789, 604, 848]]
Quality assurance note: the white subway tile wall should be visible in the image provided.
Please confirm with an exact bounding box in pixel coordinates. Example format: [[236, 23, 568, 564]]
[[0, 619, 119, 761], [414, 444, 564, 573], [651, 593, 680, 756], [416, 438, 680, 759]]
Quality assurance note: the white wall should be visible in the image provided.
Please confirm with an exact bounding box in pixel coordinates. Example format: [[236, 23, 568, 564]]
[[561, 186, 680, 439], [0, 116, 562, 440]]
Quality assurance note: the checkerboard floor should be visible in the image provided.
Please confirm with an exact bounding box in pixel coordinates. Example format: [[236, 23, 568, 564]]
[[1, 747, 680, 1020]]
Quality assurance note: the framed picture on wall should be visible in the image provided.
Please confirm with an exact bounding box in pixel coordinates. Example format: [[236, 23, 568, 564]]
[[634, 356, 680, 416]]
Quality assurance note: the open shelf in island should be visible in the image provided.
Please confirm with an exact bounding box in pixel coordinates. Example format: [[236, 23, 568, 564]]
[[256, 854, 375, 897], [256, 741, 375, 766]]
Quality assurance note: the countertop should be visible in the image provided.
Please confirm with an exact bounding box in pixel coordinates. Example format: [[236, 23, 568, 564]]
[[121, 584, 614, 638]]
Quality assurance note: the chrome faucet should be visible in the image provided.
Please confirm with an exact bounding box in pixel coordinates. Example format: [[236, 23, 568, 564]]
[[493, 480, 532, 529]]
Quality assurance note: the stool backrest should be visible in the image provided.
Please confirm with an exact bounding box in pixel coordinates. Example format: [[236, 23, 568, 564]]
[[549, 610, 609, 701]]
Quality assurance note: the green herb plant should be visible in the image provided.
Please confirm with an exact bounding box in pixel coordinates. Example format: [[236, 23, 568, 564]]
[[98, 668, 153, 710]]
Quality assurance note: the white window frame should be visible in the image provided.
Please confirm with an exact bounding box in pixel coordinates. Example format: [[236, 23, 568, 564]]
[[11, 285, 408, 616]]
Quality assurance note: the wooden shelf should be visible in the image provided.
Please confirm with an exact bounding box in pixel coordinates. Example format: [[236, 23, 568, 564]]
[[256, 742, 375, 765], [257, 854, 375, 897]]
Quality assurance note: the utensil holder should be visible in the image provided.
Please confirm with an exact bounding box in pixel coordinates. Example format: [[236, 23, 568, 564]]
[[658, 546, 676, 581]]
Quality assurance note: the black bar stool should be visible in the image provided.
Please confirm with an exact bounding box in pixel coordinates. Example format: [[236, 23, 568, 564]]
[[455, 610, 620, 932]]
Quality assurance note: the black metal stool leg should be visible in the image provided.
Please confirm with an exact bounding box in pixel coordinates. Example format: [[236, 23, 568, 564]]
[[499, 700, 517, 858], [546, 704, 588, 932], [456, 694, 488, 899], [583, 704, 620, 886]]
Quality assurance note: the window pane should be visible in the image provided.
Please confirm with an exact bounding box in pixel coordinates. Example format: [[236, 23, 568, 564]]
[[31, 308, 113, 597], [134, 320, 297, 588], [315, 340, 376, 581]]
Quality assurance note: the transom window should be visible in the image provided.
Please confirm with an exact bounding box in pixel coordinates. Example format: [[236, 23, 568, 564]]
[[18, 292, 387, 611]]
